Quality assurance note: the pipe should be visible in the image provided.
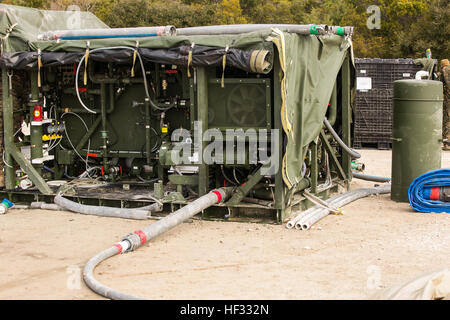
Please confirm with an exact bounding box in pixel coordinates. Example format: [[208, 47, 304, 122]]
[[100, 83, 109, 175], [76, 47, 173, 115], [144, 98, 152, 165], [54, 194, 162, 220], [285, 183, 349, 229], [30, 70, 43, 168], [328, 26, 354, 36], [289, 190, 358, 229], [74, 84, 118, 152], [352, 172, 391, 183], [323, 117, 361, 159], [294, 184, 391, 230], [38, 26, 176, 41], [83, 187, 233, 300], [177, 24, 328, 36]]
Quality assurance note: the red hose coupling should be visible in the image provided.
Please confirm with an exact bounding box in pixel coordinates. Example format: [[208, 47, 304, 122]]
[[211, 190, 223, 203], [134, 230, 147, 245], [114, 244, 123, 254]]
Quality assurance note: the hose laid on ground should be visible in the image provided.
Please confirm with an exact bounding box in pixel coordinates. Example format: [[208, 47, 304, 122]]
[[286, 189, 356, 229], [408, 169, 450, 213], [297, 184, 391, 230], [323, 117, 361, 159], [286, 184, 390, 230], [352, 172, 391, 183], [83, 187, 232, 300], [54, 194, 162, 220]]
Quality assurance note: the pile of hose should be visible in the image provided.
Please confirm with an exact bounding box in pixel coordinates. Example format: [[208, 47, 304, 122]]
[[83, 188, 232, 300], [286, 183, 391, 230], [408, 168, 450, 213]]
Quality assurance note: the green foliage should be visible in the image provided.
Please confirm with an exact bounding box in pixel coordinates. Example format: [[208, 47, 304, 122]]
[[0, 0, 49, 7], [2, 0, 448, 59]]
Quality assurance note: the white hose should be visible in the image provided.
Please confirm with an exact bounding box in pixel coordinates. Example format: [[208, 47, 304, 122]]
[[295, 184, 391, 230]]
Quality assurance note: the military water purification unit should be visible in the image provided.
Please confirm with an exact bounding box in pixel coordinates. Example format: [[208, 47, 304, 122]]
[[0, 5, 356, 223]]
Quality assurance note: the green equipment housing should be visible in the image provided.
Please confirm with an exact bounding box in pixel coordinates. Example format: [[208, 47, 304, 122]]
[[0, 4, 356, 223]]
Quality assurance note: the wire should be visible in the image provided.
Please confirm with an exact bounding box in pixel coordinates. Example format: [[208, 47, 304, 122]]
[[220, 165, 237, 186], [233, 168, 242, 185], [75, 46, 150, 114], [75, 46, 173, 114], [60, 112, 93, 177]]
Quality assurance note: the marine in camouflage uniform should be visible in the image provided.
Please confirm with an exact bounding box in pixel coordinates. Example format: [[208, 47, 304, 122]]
[[441, 59, 450, 150]]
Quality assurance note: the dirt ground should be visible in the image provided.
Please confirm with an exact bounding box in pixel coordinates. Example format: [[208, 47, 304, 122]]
[[0, 149, 449, 300]]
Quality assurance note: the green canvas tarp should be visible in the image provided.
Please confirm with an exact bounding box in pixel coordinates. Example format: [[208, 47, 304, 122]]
[[0, 3, 108, 53], [0, 4, 354, 190]]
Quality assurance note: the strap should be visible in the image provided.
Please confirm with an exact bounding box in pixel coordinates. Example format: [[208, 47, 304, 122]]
[[187, 42, 195, 78], [37, 48, 42, 88], [84, 41, 90, 86], [0, 23, 17, 54], [131, 41, 139, 77], [221, 45, 229, 88]]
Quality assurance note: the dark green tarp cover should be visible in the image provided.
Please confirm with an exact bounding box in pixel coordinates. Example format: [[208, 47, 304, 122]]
[[0, 4, 354, 190]]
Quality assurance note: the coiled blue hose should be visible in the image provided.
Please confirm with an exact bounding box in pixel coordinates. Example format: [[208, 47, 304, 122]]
[[408, 169, 450, 213]]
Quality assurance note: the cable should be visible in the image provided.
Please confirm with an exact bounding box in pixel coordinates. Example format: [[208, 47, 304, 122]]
[[76, 46, 150, 114], [60, 112, 93, 177], [233, 168, 242, 185], [220, 165, 237, 186]]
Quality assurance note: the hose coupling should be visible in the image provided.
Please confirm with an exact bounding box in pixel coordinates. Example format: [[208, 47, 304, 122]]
[[210, 187, 234, 204], [120, 231, 145, 252]]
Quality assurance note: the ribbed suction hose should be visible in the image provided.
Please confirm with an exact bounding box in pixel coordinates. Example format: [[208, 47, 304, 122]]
[[83, 188, 233, 300]]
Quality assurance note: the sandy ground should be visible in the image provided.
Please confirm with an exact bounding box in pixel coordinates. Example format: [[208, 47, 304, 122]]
[[0, 149, 449, 300]]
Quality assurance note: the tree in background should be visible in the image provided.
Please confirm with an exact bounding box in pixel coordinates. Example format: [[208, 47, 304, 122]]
[[0, 0, 447, 59]]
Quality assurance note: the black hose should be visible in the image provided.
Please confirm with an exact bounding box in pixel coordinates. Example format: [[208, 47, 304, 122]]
[[323, 117, 361, 159], [352, 172, 391, 183]]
